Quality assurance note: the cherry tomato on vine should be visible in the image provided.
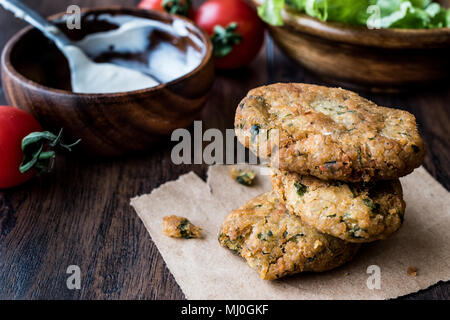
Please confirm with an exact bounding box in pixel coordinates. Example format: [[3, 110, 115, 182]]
[[0, 106, 80, 189], [138, 0, 195, 19], [194, 0, 265, 69]]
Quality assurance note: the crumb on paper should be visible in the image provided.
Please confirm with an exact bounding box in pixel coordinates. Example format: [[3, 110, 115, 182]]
[[162, 215, 202, 239], [229, 166, 256, 186], [407, 266, 418, 277]]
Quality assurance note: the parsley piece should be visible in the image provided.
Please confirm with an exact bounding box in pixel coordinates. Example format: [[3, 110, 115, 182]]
[[363, 198, 380, 212], [294, 182, 308, 196]]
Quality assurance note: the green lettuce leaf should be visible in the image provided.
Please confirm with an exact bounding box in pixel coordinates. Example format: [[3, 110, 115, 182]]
[[304, 0, 328, 21], [409, 0, 432, 9], [258, 0, 285, 26], [257, 0, 450, 28], [372, 0, 449, 28], [326, 0, 370, 24], [286, 0, 306, 11]]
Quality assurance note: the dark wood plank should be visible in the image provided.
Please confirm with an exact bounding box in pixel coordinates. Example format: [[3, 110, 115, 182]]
[[0, 0, 185, 300], [0, 0, 448, 300]]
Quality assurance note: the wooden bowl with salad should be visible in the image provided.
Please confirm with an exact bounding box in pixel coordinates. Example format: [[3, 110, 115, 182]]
[[1, 7, 214, 156], [252, 0, 450, 92]]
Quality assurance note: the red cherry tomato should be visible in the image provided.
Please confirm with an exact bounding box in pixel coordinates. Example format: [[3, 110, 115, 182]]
[[138, 0, 164, 11], [0, 106, 42, 189], [138, 0, 195, 19], [194, 0, 265, 69]]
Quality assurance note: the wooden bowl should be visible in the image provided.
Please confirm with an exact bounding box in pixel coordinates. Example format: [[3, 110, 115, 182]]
[[1, 7, 214, 156], [250, 0, 450, 92]]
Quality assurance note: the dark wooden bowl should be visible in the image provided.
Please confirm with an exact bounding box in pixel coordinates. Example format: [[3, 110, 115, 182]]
[[1, 7, 214, 156], [251, 0, 450, 92]]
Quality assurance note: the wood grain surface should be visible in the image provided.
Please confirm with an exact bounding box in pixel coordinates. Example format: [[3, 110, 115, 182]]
[[0, 0, 448, 300]]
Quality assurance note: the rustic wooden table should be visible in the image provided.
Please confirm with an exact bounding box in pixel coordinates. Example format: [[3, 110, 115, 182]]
[[0, 0, 448, 300]]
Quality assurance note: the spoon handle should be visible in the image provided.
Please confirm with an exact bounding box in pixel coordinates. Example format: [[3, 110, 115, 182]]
[[0, 0, 71, 47]]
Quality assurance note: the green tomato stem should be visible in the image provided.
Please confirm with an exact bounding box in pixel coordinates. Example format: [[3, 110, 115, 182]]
[[19, 129, 81, 174]]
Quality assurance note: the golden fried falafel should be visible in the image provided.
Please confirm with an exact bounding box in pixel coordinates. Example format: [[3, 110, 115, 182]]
[[218, 192, 360, 280], [271, 169, 405, 243], [235, 83, 425, 182]]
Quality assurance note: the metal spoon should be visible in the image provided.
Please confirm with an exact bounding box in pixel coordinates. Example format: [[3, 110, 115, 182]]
[[0, 0, 159, 94]]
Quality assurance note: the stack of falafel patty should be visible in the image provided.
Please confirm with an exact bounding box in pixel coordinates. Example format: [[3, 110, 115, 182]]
[[219, 83, 425, 280]]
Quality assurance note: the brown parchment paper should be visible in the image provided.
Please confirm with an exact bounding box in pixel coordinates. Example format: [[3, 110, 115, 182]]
[[130, 165, 450, 300]]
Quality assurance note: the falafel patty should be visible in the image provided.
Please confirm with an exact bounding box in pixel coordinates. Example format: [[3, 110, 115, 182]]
[[235, 83, 425, 182], [271, 169, 405, 243], [218, 192, 360, 280]]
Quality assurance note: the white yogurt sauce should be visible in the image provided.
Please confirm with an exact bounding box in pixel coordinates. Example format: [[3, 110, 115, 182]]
[[0, 1, 199, 94], [61, 45, 160, 94], [66, 14, 204, 93]]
